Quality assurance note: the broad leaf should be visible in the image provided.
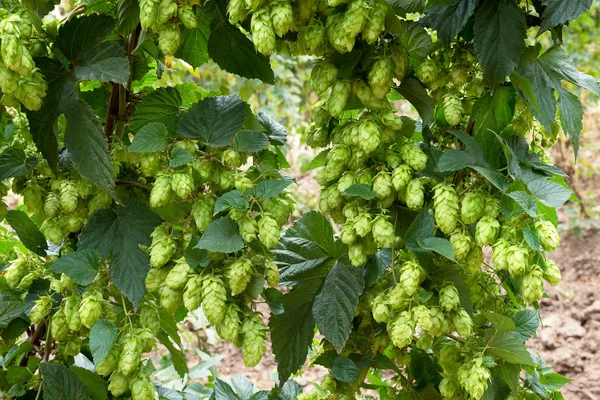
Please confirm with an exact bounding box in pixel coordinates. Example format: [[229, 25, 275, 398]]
[[129, 87, 182, 136], [196, 217, 245, 253], [404, 209, 435, 251], [176, 6, 212, 68], [487, 331, 535, 366], [523, 225, 543, 253], [506, 191, 538, 217], [129, 122, 168, 153], [156, 331, 188, 378], [424, 0, 477, 45], [69, 366, 108, 400], [0, 149, 38, 181], [0, 293, 28, 328], [418, 237, 456, 261], [90, 320, 118, 365], [313, 261, 364, 352], [474, 0, 526, 87], [78, 199, 161, 309], [116, 0, 140, 34], [396, 79, 434, 125], [513, 310, 539, 341], [40, 363, 92, 400], [472, 85, 517, 135], [214, 379, 240, 400], [342, 184, 376, 200], [6, 210, 47, 256], [214, 190, 250, 214], [256, 112, 287, 145], [539, 0, 592, 33], [331, 356, 359, 383], [537, 46, 600, 96], [558, 88, 584, 158], [526, 179, 572, 208], [169, 147, 195, 168], [482, 312, 516, 331], [248, 179, 292, 201], [233, 130, 269, 152], [50, 249, 100, 286]]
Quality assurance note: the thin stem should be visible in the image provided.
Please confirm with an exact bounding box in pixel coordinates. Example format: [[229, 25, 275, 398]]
[[121, 295, 134, 330], [42, 325, 52, 362]]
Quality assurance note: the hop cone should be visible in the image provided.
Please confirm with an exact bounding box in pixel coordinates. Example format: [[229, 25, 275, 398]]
[[50, 309, 69, 342], [427, 306, 449, 337], [96, 343, 121, 376], [64, 296, 82, 332], [270, 0, 293, 37], [178, 5, 197, 29], [457, 357, 490, 400], [60, 180, 78, 213], [327, 13, 354, 53], [217, 303, 242, 344], [138, 153, 162, 177], [337, 172, 356, 193], [460, 192, 484, 224], [226, 258, 254, 295], [227, 0, 248, 24], [475, 216, 500, 246], [371, 215, 395, 248], [108, 371, 129, 397], [522, 266, 544, 303], [391, 164, 413, 191], [139, 303, 160, 335], [387, 311, 414, 349], [43, 192, 61, 218], [405, 179, 424, 211], [492, 238, 511, 270], [416, 59, 438, 85], [158, 24, 181, 56], [464, 245, 483, 273], [450, 231, 472, 262], [130, 373, 156, 400], [433, 184, 459, 235], [22, 182, 45, 216], [536, 220, 560, 252], [399, 261, 424, 296], [171, 168, 195, 199], [543, 260, 561, 286], [150, 173, 174, 209], [328, 80, 351, 116], [118, 336, 142, 376], [146, 267, 168, 292], [241, 312, 267, 367], [368, 57, 393, 99], [400, 144, 427, 171], [381, 112, 403, 130], [0, 64, 19, 94], [391, 45, 409, 81], [149, 227, 175, 268], [361, 2, 386, 44], [340, 222, 357, 245], [373, 172, 393, 200], [79, 294, 103, 329], [439, 284, 460, 312], [452, 308, 473, 337], [439, 377, 460, 399], [412, 305, 433, 332], [506, 245, 529, 276], [311, 60, 338, 94], [165, 258, 191, 290], [353, 78, 390, 110], [157, 0, 178, 24], [160, 286, 183, 313], [201, 275, 227, 326], [371, 294, 391, 323], [442, 94, 463, 126], [258, 214, 280, 248], [251, 8, 276, 56], [4, 263, 26, 290], [341, 0, 367, 37], [192, 196, 214, 232], [349, 241, 367, 266], [298, 19, 326, 55], [265, 259, 279, 287], [358, 120, 381, 153]]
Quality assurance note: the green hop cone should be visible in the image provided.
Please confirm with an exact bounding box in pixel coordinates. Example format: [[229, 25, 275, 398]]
[[358, 119, 381, 153], [372, 172, 393, 200], [160, 286, 183, 313], [183, 275, 202, 311], [0, 64, 19, 94], [522, 265, 544, 303], [42, 220, 65, 245], [50, 309, 69, 342], [311, 60, 338, 94], [191, 196, 214, 232], [59, 180, 78, 213], [361, 1, 386, 44], [371, 215, 395, 248], [337, 172, 356, 193], [381, 112, 403, 130], [535, 220, 560, 252], [475, 216, 500, 246], [464, 245, 483, 273], [483, 196, 500, 219], [506, 245, 529, 276], [138, 153, 163, 177], [391, 45, 409, 81], [442, 94, 463, 126], [321, 374, 337, 392], [146, 267, 168, 292], [399, 261, 424, 296], [439, 376, 461, 399], [251, 8, 276, 56], [427, 306, 449, 336], [140, 0, 160, 28], [371, 293, 391, 323], [108, 371, 129, 397], [416, 59, 438, 85], [387, 311, 414, 349], [79, 293, 103, 329], [178, 5, 197, 29], [412, 305, 433, 332], [457, 357, 490, 400], [43, 192, 60, 218], [400, 144, 427, 171], [157, 0, 178, 24], [226, 257, 254, 295], [227, 0, 248, 24], [368, 57, 393, 99], [139, 303, 160, 335], [171, 167, 195, 199], [88, 191, 112, 214], [416, 334, 434, 350], [64, 296, 82, 332], [201, 275, 227, 326], [235, 175, 254, 192], [150, 173, 174, 208], [298, 19, 326, 55], [385, 151, 402, 168], [217, 303, 242, 344], [341, 0, 367, 37], [165, 258, 191, 290], [405, 179, 424, 211], [460, 192, 484, 224], [265, 259, 279, 287], [30, 296, 52, 324], [270, 0, 293, 37], [118, 336, 142, 376], [158, 24, 181, 56], [241, 312, 267, 367], [391, 164, 413, 191], [149, 227, 176, 268], [326, 13, 354, 53], [543, 259, 561, 286], [258, 214, 280, 248], [22, 182, 45, 216], [327, 80, 351, 117], [450, 231, 472, 262], [348, 241, 367, 267], [439, 284, 460, 312], [130, 373, 156, 400], [352, 212, 372, 237], [96, 343, 121, 376], [492, 238, 510, 270], [340, 222, 357, 245], [221, 149, 241, 167], [433, 184, 459, 235], [452, 308, 473, 337], [237, 215, 258, 243]]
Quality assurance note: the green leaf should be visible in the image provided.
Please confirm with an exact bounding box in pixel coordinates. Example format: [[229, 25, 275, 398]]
[[473, 85, 517, 135], [510, 70, 543, 121], [539, 0, 593, 34], [89, 320, 118, 365], [248, 179, 292, 201], [482, 312, 516, 331], [208, 10, 274, 84], [331, 356, 359, 383], [158, 307, 182, 347], [263, 287, 284, 315], [256, 112, 287, 145], [506, 191, 538, 217], [404, 209, 435, 251], [537, 45, 600, 96], [523, 225, 543, 253], [497, 361, 520, 393], [424, 0, 462, 9], [7, 366, 32, 384], [437, 149, 474, 171], [418, 237, 456, 261], [303, 150, 329, 173], [558, 87, 584, 158], [424, 0, 477, 45], [487, 331, 535, 366], [365, 248, 392, 288], [0, 293, 27, 328], [512, 309, 539, 341], [178, 94, 246, 147], [69, 366, 108, 400], [541, 372, 571, 390], [156, 331, 188, 378], [214, 190, 250, 214], [388, 19, 431, 65], [474, 0, 526, 87], [6, 210, 47, 256], [279, 380, 302, 400], [214, 380, 240, 399], [176, 6, 212, 68], [342, 184, 376, 200], [55, 15, 129, 84], [0, 148, 38, 181], [396, 79, 434, 125], [233, 130, 269, 152], [50, 249, 100, 286], [196, 217, 244, 253], [184, 235, 211, 269], [78, 199, 161, 309], [388, 0, 425, 13], [40, 363, 92, 400], [129, 122, 168, 153], [231, 376, 255, 400], [130, 87, 182, 136], [116, 0, 139, 34], [313, 261, 364, 352], [169, 147, 195, 168], [527, 179, 572, 208]]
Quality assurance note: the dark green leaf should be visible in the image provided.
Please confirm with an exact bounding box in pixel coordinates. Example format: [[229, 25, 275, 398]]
[[130, 87, 182, 136], [256, 112, 287, 145], [233, 130, 269, 152], [342, 184, 376, 200], [473, 85, 517, 135], [50, 249, 100, 286], [365, 248, 392, 288], [487, 331, 535, 366], [0, 149, 38, 181], [404, 209, 435, 251], [90, 320, 118, 365], [263, 287, 284, 315], [331, 356, 359, 383], [424, 0, 462, 9], [169, 147, 195, 168], [388, 0, 425, 13], [482, 312, 516, 331], [558, 88, 583, 158], [396, 79, 434, 125], [248, 179, 292, 201], [527, 179, 572, 208], [389, 19, 431, 65], [313, 261, 364, 352], [116, 0, 139, 34], [6, 210, 47, 256], [7, 366, 32, 384], [510, 70, 543, 122], [506, 191, 538, 217], [539, 0, 593, 34], [156, 331, 188, 378], [279, 380, 302, 400], [303, 150, 329, 173], [512, 309, 539, 341], [0, 293, 27, 329], [424, 0, 477, 45], [208, 11, 274, 84], [214, 190, 250, 214], [40, 363, 92, 400], [214, 379, 239, 400], [78, 199, 161, 309], [129, 122, 168, 153], [523, 225, 543, 253], [196, 217, 244, 253], [178, 94, 246, 147], [158, 307, 182, 347], [474, 0, 526, 87], [176, 6, 212, 68], [418, 237, 456, 261], [437, 149, 475, 171], [497, 361, 520, 393], [69, 366, 108, 400], [231, 376, 254, 400], [184, 235, 211, 269], [537, 45, 600, 96]]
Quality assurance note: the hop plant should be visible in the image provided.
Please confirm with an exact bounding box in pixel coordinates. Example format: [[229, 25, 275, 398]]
[[328, 80, 351, 116], [130, 373, 156, 400], [452, 308, 473, 337], [412, 305, 433, 331], [241, 312, 267, 367], [191, 196, 214, 232], [399, 261, 424, 296], [139, 303, 160, 335], [388, 311, 414, 348], [226, 257, 254, 295], [372, 294, 391, 323], [442, 94, 463, 126], [157, 0, 178, 24], [391, 164, 413, 191], [118, 336, 142, 376], [543, 260, 561, 286], [400, 144, 427, 171], [160, 286, 183, 313], [79, 293, 103, 329], [50, 309, 69, 342], [464, 245, 483, 273], [506, 245, 529, 276], [405, 179, 424, 211], [150, 173, 174, 209], [218, 303, 242, 344], [522, 265, 544, 302], [96, 343, 121, 376], [30, 296, 52, 324], [158, 24, 181, 56], [416, 59, 438, 85], [64, 296, 82, 332], [59, 180, 78, 213], [439, 284, 460, 312], [311, 60, 338, 94], [368, 57, 393, 99], [165, 258, 191, 290], [475, 216, 500, 246], [433, 184, 459, 235], [371, 216, 395, 248], [348, 241, 367, 266], [270, 0, 293, 37], [108, 371, 129, 397], [178, 5, 197, 29], [201, 275, 227, 326], [251, 8, 276, 56], [457, 357, 490, 399], [171, 168, 195, 199], [536, 220, 560, 252], [492, 238, 510, 270], [450, 231, 472, 262], [149, 226, 176, 268], [372, 171, 393, 200], [460, 192, 484, 224], [258, 214, 280, 248], [265, 259, 279, 287], [361, 2, 386, 44]]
